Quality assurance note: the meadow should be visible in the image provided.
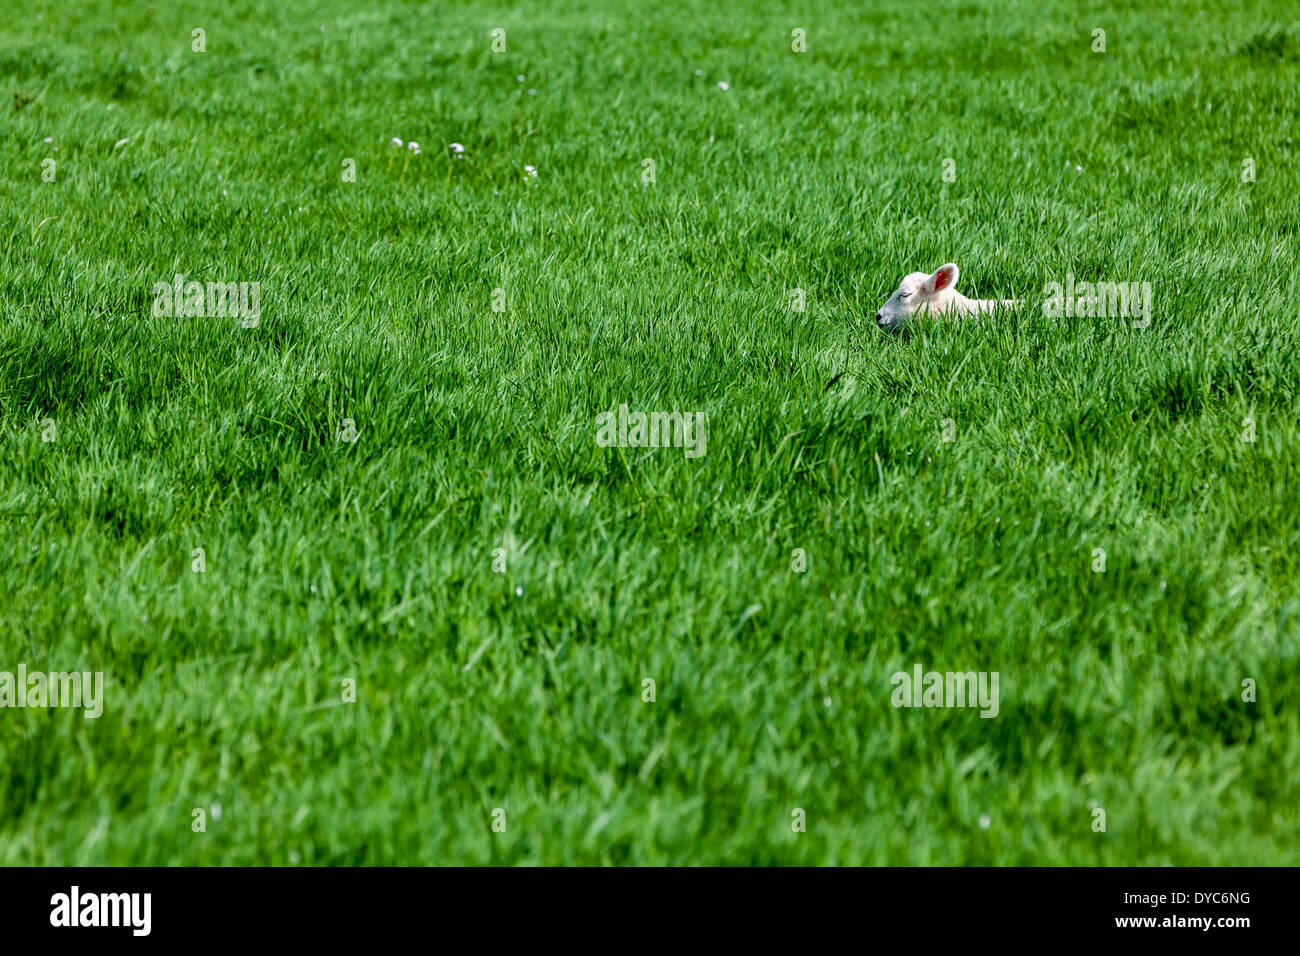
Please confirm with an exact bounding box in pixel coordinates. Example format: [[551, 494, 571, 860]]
[[1, 0, 1298, 864]]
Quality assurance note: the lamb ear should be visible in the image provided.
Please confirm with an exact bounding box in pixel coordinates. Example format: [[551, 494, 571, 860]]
[[925, 263, 959, 294]]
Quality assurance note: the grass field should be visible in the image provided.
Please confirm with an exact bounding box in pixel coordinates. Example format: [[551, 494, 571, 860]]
[[1, 0, 1298, 865]]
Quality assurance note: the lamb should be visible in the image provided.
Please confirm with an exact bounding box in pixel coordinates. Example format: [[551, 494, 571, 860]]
[[875, 263, 1020, 331]]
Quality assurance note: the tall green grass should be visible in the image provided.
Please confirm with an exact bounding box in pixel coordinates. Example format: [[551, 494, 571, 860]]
[[0, 0, 1297, 864]]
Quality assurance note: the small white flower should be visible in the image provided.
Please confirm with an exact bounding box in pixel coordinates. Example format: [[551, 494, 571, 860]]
[[524, 165, 537, 178], [449, 142, 465, 153], [515, 586, 524, 597], [693, 69, 703, 76], [1075, 164, 1083, 173], [517, 74, 525, 82], [391, 137, 403, 148], [979, 815, 991, 830], [408, 141, 420, 154], [527, 88, 538, 95], [43, 136, 52, 143], [718, 81, 730, 91]]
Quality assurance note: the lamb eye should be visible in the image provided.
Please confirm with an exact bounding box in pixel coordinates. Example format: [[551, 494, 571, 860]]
[[900, 291, 912, 299]]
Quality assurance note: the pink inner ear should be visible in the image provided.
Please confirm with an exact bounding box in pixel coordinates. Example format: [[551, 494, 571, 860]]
[[934, 268, 955, 291]]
